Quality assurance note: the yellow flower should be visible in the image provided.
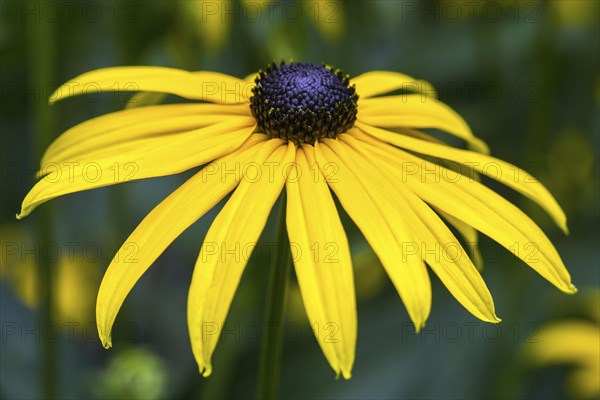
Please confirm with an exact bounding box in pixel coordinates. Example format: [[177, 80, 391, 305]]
[[528, 291, 599, 398], [1, 223, 98, 325], [18, 62, 575, 379]]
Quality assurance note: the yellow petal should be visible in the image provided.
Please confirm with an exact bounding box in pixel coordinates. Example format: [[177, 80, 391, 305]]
[[286, 145, 356, 379], [96, 134, 267, 348], [357, 95, 489, 154], [351, 71, 437, 99], [354, 123, 567, 233], [352, 136, 575, 294], [188, 140, 295, 377], [125, 70, 257, 108], [18, 119, 255, 218], [340, 134, 499, 322], [49, 67, 252, 104], [436, 209, 484, 270], [43, 107, 252, 166], [315, 140, 431, 329]]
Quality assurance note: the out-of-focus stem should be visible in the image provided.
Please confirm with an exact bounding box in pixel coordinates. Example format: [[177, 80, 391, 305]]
[[26, 0, 58, 397], [257, 191, 292, 400]]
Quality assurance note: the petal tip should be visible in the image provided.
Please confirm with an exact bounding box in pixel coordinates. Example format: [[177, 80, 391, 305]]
[[414, 321, 426, 333], [100, 336, 112, 349], [48, 92, 59, 104], [469, 138, 490, 155], [98, 325, 112, 348], [200, 365, 212, 377]]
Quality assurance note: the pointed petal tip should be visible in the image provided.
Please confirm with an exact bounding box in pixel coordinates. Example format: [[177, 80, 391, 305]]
[[414, 321, 426, 334], [17, 204, 33, 219], [341, 369, 352, 380], [200, 365, 212, 377], [469, 138, 490, 155], [48, 92, 59, 104], [98, 325, 112, 348], [556, 282, 577, 295], [100, 336, 112, 349]]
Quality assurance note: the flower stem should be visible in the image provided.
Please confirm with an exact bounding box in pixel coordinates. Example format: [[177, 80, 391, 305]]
[[257, 191, 292, 399], [27, 1, 57, 397]]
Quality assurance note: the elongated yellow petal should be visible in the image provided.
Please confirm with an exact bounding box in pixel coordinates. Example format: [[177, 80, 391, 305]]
[[97, 134, 267, 348], [354, 123, 567, 232], [18, 119, 256, 218], [354, 126, 486, 268], [351, 71, 436, 99], [352, 136, 576, 294], [357, 95, 489, 154], [315, 140, 431, 329], [286, 146, 356, 379], [188, 140, 295, 377], [436, 209, 484, 270], [44, 112, 253, 167], [340, 135, 499, 322], [125, 70, 258, 108], [49, 67, 252, 104], [42, 103, 251, 166]]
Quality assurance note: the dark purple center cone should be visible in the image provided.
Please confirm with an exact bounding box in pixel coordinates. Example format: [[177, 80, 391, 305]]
[[250, 62, 358, 144]]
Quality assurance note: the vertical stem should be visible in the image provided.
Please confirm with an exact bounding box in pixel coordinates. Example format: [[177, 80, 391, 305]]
[[257, 191, 292, 399], [26, 1, 57, 397]]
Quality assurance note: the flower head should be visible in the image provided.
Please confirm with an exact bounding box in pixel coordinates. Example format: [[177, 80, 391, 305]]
[[19, 61, 575, 379]]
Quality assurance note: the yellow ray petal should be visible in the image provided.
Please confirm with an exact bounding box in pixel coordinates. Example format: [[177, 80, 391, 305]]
[[188, 140, 295, 377], [125, 70, 258, 108], [436, 209, 484, 270], [351, 136, 575, 294], [351, 71, 436, 99], [286, 146, 356, 379], [355, 127, 485, 268], [340, 135, 499, 322], [357, 96, 489, 154], [96, 134, 267, 348], [18, 119, 256, 219], [42, 103, 251, 166], [354, 123, 567, 233], [49, 67, 252, 104], [315, 140, 431, 329], [43, 112, 253, 167]]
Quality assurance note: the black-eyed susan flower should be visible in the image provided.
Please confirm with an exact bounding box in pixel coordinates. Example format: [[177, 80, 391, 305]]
[[18, 61, 576, 379]]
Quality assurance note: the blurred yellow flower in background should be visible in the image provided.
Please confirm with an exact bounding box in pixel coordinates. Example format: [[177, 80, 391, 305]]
[[1, 224, 99, 326], [528, 291, 600, 398], [185, 0, 231, 55]]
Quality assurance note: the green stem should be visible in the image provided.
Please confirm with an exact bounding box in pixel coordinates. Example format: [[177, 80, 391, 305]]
[[257, 191, 292, 400], [26, 0, 57, 397]]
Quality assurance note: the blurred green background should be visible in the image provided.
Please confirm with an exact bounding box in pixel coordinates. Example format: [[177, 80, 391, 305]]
[[1, 0, 599, 399]]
